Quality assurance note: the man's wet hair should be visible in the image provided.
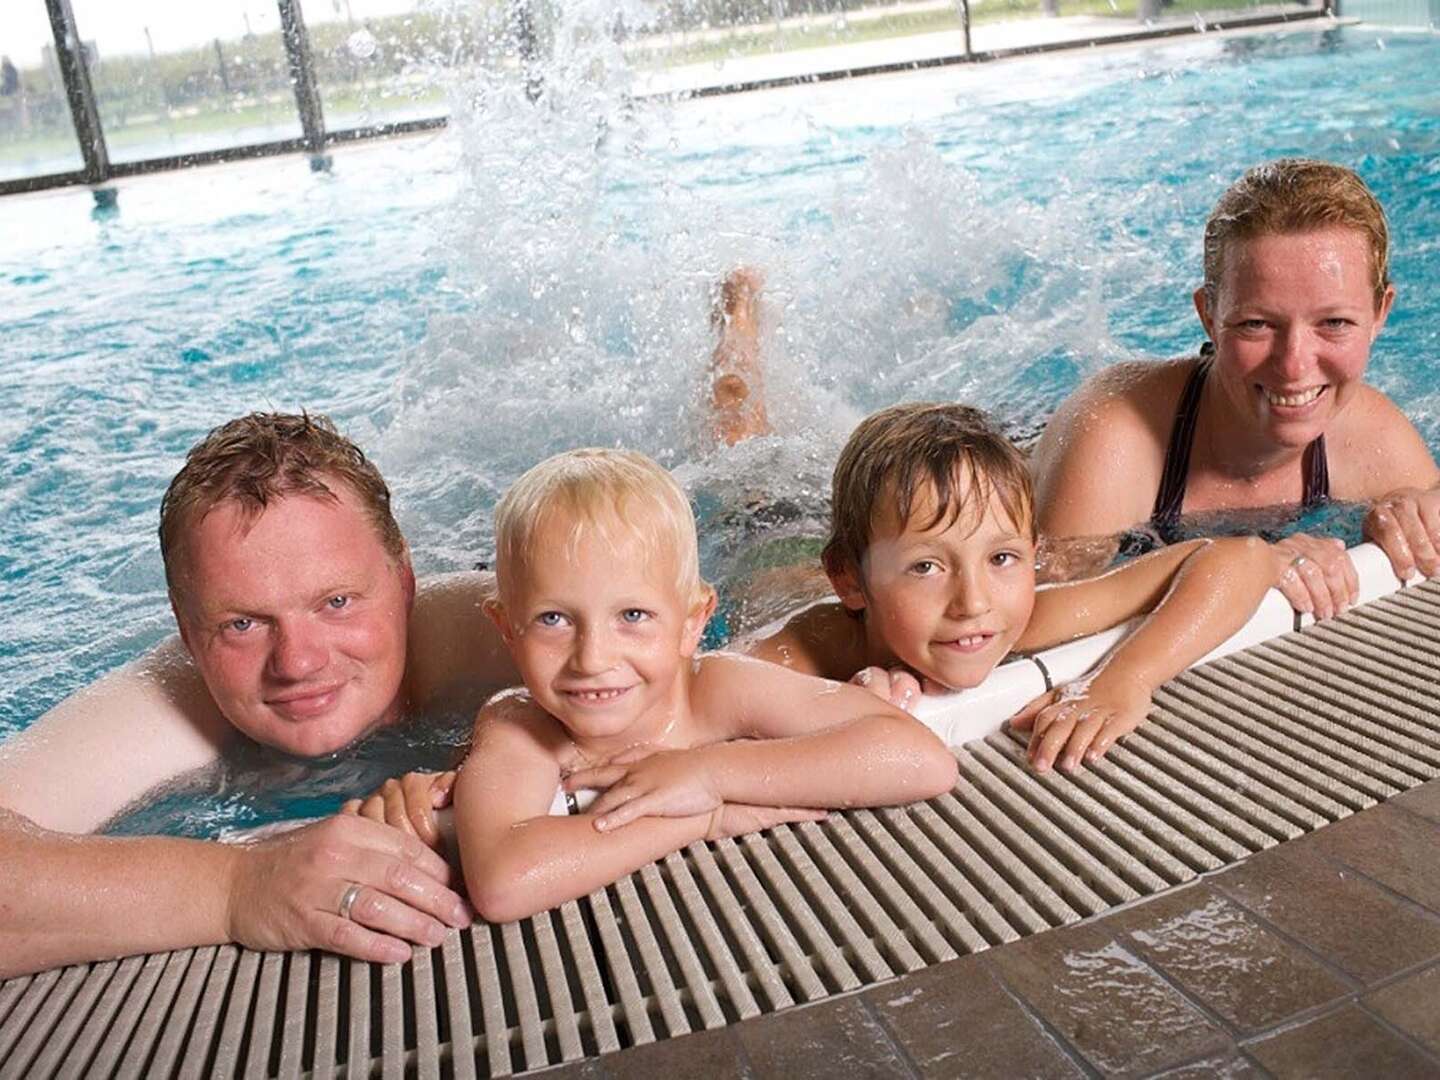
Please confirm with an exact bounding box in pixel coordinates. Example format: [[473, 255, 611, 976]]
[[1204, 158, 1391, 306], [493, 447, 706, 604], [159, 412, 405, 594], [823, 402, 1034, 578]]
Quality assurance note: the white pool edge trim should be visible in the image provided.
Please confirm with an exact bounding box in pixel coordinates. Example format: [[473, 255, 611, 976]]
[[911, 541, 1419, 748]]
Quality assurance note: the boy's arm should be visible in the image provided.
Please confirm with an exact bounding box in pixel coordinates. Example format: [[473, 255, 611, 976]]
[[454, 697, 820, 924], [1014, 535, 1275, 771], [577, 656, 958, 830]]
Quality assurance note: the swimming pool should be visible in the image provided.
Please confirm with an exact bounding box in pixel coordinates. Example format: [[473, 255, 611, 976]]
[[3, 24, 1439, 833]]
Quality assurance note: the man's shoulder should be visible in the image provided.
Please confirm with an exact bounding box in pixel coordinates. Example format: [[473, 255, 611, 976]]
[[0, 638, 232, 832], [406, 570, 518, 715]]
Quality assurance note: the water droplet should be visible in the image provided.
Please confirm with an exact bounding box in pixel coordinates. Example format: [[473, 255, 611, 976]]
[[347, 29, 378, 60]]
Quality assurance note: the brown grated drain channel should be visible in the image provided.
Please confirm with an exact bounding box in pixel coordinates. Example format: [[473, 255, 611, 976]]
[[5, 580, 1440, 1078]]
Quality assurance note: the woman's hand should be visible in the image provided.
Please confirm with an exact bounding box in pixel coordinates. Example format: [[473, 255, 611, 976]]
[[1272, 534, 1357, 620], [340, 770, 457, 852], [1365, 487, 1440, 583], [567, 749, 723, 833], [1008, 673, 1152, 773]]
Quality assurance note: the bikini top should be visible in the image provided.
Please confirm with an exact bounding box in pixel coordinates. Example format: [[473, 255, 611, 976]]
[[1149, 348, 1329, 541]]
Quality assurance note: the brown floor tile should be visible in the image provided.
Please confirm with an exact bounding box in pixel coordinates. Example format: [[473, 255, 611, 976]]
[[1148, 1051, 1267, 1079], [1116, 884, 1349, 1034], [731, 996, 911, 1080], [864, 957, 1085, 1079], [534, 1060, 607, 1079], [599, 1026, 749, 1079], [1394, 781, 1440, 826], [1365, 962, 1440, 1055], [986, 922, 1229, 1078], [1306, 803, 1440, 914], [1213, 845, 1440, 985], [1246, 1004, 1439, 1079]]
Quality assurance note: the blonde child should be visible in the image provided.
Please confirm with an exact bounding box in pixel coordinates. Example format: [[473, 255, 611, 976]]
[[742, 401, 1279, 773], [435, 448, 956, 923]]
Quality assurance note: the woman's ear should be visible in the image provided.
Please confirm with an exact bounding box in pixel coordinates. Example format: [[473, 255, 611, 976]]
[[1192, 286, 1215, 341], [1373, 283, 1397, 339]]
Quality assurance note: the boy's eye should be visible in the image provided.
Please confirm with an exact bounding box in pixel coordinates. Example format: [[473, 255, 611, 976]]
[[536, 611, 569, 628], [620, 609, 651, 624], [991, 551, 1017, 567], [909, 560, 940, 575]]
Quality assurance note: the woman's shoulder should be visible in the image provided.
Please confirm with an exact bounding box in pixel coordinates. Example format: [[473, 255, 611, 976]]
[[1328, 384, 1440, 495]]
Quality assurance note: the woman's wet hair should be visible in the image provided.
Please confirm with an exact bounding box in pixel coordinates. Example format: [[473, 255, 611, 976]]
[[159, 412, 404, 593], [493, 448, 705, 603], [1204, 158, 1391, 305], [823, 402, 1034, 577]]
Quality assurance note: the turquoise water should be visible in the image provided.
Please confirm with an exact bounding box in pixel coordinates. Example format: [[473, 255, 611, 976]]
[[4, 25, 1440, 833]]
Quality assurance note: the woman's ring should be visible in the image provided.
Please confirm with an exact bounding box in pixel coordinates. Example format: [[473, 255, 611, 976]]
[[1290, 554, 1309, 570], [338, 882, 363, 921]]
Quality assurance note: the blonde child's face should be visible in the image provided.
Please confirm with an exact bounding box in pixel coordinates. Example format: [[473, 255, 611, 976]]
[[490, 510, 714, 748], [836, 475, 1037, 690]]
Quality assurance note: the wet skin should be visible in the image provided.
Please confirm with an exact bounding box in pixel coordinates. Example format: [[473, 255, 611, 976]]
[[834, 478, 1038, 691], [1195, 227, 1394, 470], [170, 484, 416, 758]]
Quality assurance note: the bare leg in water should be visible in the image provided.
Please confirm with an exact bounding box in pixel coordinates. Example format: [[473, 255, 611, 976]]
[[708, 268, 771, 446]]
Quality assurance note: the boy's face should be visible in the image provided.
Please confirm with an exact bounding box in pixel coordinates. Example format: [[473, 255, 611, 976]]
[[831, 474, 1036, 690], [489, 511, 714, 748]]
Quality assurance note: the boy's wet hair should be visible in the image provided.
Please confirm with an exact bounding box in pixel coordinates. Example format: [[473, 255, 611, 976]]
[[160, 411, 404, 595], [494, 448, 705, 602], [1204, 158, 1390, 306], [823, 403, 1034, 576]]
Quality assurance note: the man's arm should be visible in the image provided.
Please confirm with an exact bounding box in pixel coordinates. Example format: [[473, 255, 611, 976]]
[[0, 638, 231, 832], [0, 808, 470, 978]]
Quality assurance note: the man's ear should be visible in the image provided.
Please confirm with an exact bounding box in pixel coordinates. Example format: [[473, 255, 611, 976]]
[[823, 552, 868, 613], [170, 590, 197, 656], [483, 597, 515, 646], [682, 586, 719, 657]]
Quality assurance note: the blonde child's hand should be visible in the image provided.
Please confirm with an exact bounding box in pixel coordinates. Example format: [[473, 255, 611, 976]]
[[1009, 675, 1151, 773], [340, 770, 457, 851], [566, 749, 723, 832], [705, 802, 827, 841], [851, 666, 923, 714]]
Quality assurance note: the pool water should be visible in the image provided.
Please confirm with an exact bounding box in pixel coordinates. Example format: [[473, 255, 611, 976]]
[[4, 24, 1439, 834]]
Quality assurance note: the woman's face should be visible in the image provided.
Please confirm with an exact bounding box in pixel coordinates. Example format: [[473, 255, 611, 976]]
[[1195, 228, 1395, 453]]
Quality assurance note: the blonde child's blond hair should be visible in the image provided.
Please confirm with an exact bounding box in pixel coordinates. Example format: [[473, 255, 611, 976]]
[[493, 448, 706, 603]]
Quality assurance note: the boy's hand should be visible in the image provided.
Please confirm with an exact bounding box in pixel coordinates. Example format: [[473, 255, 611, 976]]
[[705, 802, 827, 840], [851, 666, 923, 714], [340, 770, 457, 851], [1272, 534, 1357, 620], [567, 749, 723, 832], [1009, 674, 1151, 773]]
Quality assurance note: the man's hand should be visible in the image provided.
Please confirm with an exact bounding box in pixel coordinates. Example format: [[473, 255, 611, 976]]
[[225, 815, 471, 964], [1272, 534, 1358, 620], [1365, 486, 1440, 582], [567, 748, 724, 833], [341, 770, 456, 851]]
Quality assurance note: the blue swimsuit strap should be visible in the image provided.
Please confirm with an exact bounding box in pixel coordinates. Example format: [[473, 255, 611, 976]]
[[1150, 349, 1329, 536]]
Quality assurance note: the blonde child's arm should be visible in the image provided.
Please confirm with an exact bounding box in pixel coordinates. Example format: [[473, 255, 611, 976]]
[[1012, 535, 1276, 772], [454, 696, 821, 924], [570, 655, 958, 832]]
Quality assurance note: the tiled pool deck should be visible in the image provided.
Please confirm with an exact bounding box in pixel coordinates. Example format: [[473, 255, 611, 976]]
[[539, 778, 1440, 1078]]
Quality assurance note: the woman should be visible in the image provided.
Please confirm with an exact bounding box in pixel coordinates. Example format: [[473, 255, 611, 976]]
[[1032, 158, 1440, 618]]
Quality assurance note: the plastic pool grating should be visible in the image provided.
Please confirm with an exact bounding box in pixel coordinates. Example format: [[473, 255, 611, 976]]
[[5, 579, 1440, 1078]]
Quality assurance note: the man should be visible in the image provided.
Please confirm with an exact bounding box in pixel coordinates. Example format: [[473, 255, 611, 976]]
[[0, 413, 518, 977]]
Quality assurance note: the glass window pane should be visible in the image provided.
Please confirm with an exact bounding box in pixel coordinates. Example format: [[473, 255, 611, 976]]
[[0, 3, 84, 182], [298, 0, 463, 132], [68, 0, 302, 165]]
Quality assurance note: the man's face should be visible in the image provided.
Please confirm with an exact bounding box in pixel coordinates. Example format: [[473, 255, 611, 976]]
[[170, 483, 415, 757]]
